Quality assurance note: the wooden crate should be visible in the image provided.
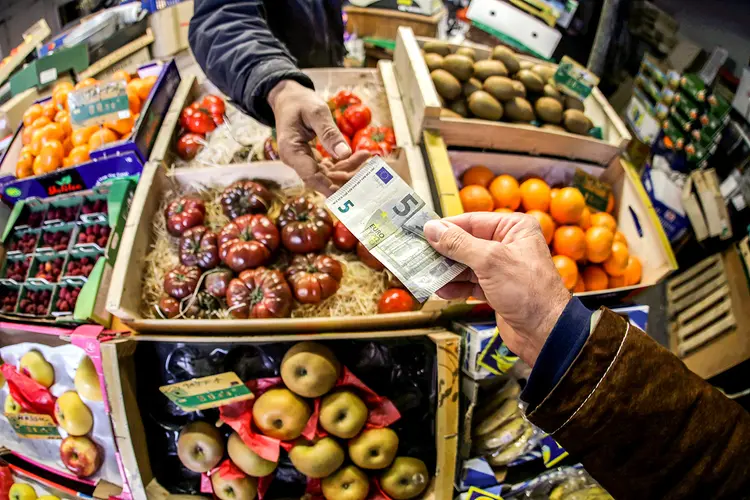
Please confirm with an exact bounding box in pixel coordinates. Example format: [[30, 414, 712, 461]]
[[423, 138, 676, 304], [100, 329, 460, 500], [344, 6, 446, 39], [668, 250, 750, 379], [393, 28, 632, 165]]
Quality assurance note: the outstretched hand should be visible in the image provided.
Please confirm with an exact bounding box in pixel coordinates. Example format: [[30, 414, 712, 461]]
[[424, 212, 571, 366]]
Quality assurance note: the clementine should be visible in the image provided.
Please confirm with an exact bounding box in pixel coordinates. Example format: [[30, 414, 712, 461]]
[[16, 153, 33, 179], [23, 104, 43, 127], [553, 255, 578, 291], [41, 101, 58, 120], [33, 152, 60, 176], [606, 192, 615, 213], [53, 88, 70, 111], [31, 117, 51, 130], [75, 78, 98, 90], [489, 175, 521, 210], [527, 209, 555, 245], [609, 274, 627, 288], [127, 88, 141, 115], [550, 187, 560, 201], [462, 166, 495, 188], [585, 226, 614, 263], [579, 207, 592, 230], [624, 256, 642, 286], [40, 123, 65, 143], [71, 126, 100, 147], [573, 276, 585, 293], [104, 117, 134, 136], [39, 140, 64, 162], [460, 185, 494, 212], [603, 242, 629, 277], [550, 187, 585, 224], [67, 146, 91, 166], [89, 128, 119, 150], [591, 212, 617, 233], [63, 137, 74, 156], [494, 208, 513, 213], [614, 231, 627, 246], [22, 126, 35, 145], [553, 225, 586, 261], [582, 265, 609, 291], [520, 178, 551, 212], [138, 75, 158, 101]]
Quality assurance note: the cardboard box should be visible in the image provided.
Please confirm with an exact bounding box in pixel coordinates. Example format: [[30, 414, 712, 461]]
[[149, 1, 194, 58], [346, 0, 443, 16]]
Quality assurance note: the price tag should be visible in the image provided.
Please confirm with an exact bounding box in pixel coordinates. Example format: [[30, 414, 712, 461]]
[[477, 328, 519, 376], [554, 56, 600, 101], [160, 372, 254, 412], [8, 413, 61, 440], [68, 80, 130, 128], [573, 168, 612, 213]]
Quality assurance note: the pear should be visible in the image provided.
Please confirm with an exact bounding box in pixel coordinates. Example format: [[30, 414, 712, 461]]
[[19, 351, 54, 387], [74, 356, 102, 401]]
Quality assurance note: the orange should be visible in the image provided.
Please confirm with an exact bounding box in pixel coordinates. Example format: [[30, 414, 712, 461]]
[[603, 242, 629, 277], [573, 276, 585, 293], [89, 128, 119, 150], [105, 117, 134, 136], [63, 137, 74, 156], [19, 145, 35, 158], [460, 185, 494, 212], [591, 212, 617, 233], [550, 187, 560, 201], [71, 126, 99, 147], [606, 192, 615, 213], [624, 256, 642, 286], [550, 187, 585, 224], [22, 126, 35, 145], [127, 88, 141, 115], [30, 128, 46, 155], [126, 79, 142, 97], [462, 165, 495, 188], [31, 117, 51, 130], [553, 255, 578, 291], [489, 175, 521, 210], [41, 101, 58, 121], [39, 139, 64, 162], [53, 88, 70, 111], [56, 112, 72, 136], [527, 209, 555, 245], [40, 123, 65, 142], [67, 145, 90, 166], [23, 104, 43, 127], [53, 81, 74, 93], [553, 225, 586, 261], [75, 78, 98, 90], [137, 75, 158, 101], [494, 208, 513, 213], [614, 231, 627, 246], [609, 274, 627, 288], [63, 157, 74, 168], [16, 153, 34, 179], [579, 207, 591, 230], [33, 152, 60, 176], [520, 178, 551, 212], [111, 69, 132, 83], [582, 265, 609, 291], [585, 226, 614, 263]]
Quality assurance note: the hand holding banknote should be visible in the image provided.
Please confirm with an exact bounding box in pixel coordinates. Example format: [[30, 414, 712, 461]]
[[424, 212, 571, 367]]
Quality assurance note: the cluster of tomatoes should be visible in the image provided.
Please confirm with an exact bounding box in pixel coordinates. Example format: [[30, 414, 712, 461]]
[[316, 90, 396, 157], [175, 94, 226, 160], [15, 71, 156, 179], [459, 166, 642, 293]]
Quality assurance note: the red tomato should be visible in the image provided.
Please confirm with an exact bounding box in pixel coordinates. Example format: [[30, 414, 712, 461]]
[[180, 107, 196, 129], [277, 197, 334, 253], [185, 109, 216, 135], [333, 221, 357, 251], [378, 288, 415, 314], [213, 113, 225, 125], [342, 104, 371, 132], [315, 135, 351, 158], [353, 137, 384, 155], [164, 197, 206, 236], [356, 242, 384, 270], [353, 126, 396, 155], [328, 90, 361, 109], [176, 133, 204, 160], [334, 108, 355, 137], [226, 268, 293, 319], [201, 94, 225, 116]]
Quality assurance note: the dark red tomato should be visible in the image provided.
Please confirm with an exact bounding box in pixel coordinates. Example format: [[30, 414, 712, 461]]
[[204, 268, 234, 298], [176, 133, 204, 160], [218, 214, 280, 272], [277, 197, 334, 253], [285, 253, 343, 304], [333, 221, 357, 251], [165, 197, 206, 236], [356, 242, 384, 271], [315, 135, 351, 159], [179, 225, 219, 269], [201, 94, 225, 117], [220, 180, 273, 219], [185, 109, 217, 135], [378, 288, 415, 314], [158, 295, 181, 318], [342, 104, 371, 133], [328, 90, 361, 110], [225, 267, 293, 319], [163, 265, 201, 299], [353, 126, 396, 156]]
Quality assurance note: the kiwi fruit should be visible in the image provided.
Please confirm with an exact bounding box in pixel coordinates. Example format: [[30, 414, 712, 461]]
[[534, 97, 564, 124], [463, 78, 483, 98], [511, 81, 527, 98], [473, 60, 508, 81], [441, 108, 463, 119], [491, 46, 521, 75], [423, 41, 451, 57], [519, 60, 534, 71], [431, 69, 462, 100], [449, 99, 470, 118], [564, 95, 585, 111], [532, 64, 556, 82], [468, 91, 503, 121], [504, 97, 535, 123], [542, 84, 563, 103], [456, 47, 477, 60], [563, 109, 593, 134], [424, 53, 444, 72], [483, 76, 524, 101], [442, 54, 474, 81], [515, 70, 545, 93], [541, 124, 566, 132]]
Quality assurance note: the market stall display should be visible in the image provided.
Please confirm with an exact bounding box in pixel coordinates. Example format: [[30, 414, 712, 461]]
[[392, 28, 631, 166]]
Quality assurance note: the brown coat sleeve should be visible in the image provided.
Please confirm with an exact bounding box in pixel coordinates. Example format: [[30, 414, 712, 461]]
[[527, 308, 750, 499]]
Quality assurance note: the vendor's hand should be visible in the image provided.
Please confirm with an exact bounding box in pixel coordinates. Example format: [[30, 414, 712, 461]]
[[268, 80, 353, 195], [424, 212, 571, 367], [319, 150, 371, 187]]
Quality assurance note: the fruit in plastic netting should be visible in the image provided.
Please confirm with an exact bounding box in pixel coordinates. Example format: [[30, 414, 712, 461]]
[[526, 210, 555, 245], [322, 465, 370, 500], [582, 265, 609, 291], [348, 427, 399, 470], [603, 242, 629, 277], [54, 391, 93, 436], [519, 178, 551, 212], [550, 187, 585, 224], [227, 432, 277, 477], [489, 175, 521, 211], [585, 226, 614, 264], [252, 388, 310, 440], [75, 356, 102, 402], [319, 390, 368, 439], [461, 166, 495, 188], [380, 457, 429, 500], [553, 226, 586, 261], [211, 469, 257, 500], [553, 255, 578, 291], [177, 421, 224, 473], [9, 483, 37, 500], [591, 212, 617, 233], [624, 256, 642, 286], [289, 437, 345, 478], [19, 350, 54, 387], [459, 185, 493, 212], [281, 342, 341, 398]]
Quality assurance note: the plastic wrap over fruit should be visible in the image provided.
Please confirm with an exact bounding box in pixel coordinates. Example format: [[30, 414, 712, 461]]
[[134, 338, 437, 495]]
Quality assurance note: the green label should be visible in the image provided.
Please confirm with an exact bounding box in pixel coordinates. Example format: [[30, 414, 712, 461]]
[[554, 56, 599, 100], [8, 413, 61, 440], [68, 80, 130, 127], [573, 168, 611, 212], [160, 372, 253, 411]]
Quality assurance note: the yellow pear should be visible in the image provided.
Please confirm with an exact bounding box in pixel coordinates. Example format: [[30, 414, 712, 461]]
[[289, 437, 345, 478], [348, 428, 399, 470], [380, 457, 429, 500], [19, 351, 54, 387], [211, 470, 257, 500], [281, 342, 340, 398], [5, 394, 22, 415], [321, 465, 370, 500], [9, 484, 37, 500], [319, 390, 368, 439], [54, 391, 93, 436], [227, 432, 277, 477], [252, 388, 310, 440], [74, 356, 102, 402]]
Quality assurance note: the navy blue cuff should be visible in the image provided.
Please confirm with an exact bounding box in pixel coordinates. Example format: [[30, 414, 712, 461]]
[[521, 297, 592, 413]]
